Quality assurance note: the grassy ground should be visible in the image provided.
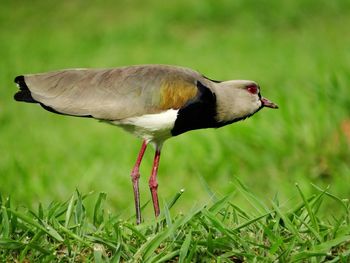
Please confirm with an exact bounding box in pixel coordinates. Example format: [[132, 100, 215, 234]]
[[1, 183, 349, 262], [1, 0, 350, 261]]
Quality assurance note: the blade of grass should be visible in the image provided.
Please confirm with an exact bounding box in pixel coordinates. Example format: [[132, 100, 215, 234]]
[[312, 235, 350, 253], [178, 230, 192, 263], [327, 249, 350, 263], [295, 183, 319, 233], [208, 193, 233, 214], [65, 194, 75, 228], [7, 208, 64, 242], [185, 240, 197, 263], [135, 205, 205, 261], [167, 189, 185, 210], [291, 251, 328, 262], [19, 230, 45, 261], [57, 222, 91, 246], [93, 192, 107, 227], [294, 213, 323, 243], [207, 228, 213, 254], [150, 249, 180, 263], [232, 211, 272, 231], [198, 174, 217, 202], [201, 209, 237, 242], [288, 194, 317, 219], [39, 218, 65, 243], [311, 184, 349, 220], [74, 189, 85, 227], [38, 202, 44, 220], [1, 206, 10, 238], [123, 222, 147, 242], [163, 201, 172, 228], [232, 178, 269, 214], [270, 202, 302, 243], [110, 244, 122, 263], [0, 239, 25, 249]]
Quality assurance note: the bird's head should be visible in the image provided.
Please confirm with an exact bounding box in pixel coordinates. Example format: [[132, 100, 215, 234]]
[[214, 80, 278, 124]]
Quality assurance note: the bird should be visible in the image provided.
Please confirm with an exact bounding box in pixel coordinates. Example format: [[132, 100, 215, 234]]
[[13, 64, 278, 224]]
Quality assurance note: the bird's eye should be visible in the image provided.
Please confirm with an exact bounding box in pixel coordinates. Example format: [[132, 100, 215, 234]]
[[246, 85, 258, 94]]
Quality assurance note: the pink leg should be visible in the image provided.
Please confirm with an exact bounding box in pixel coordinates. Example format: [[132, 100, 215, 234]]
[[131, 140, 147, 224], [149, 147, 161, 217]]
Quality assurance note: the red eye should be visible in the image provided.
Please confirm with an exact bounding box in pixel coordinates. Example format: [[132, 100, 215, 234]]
[[247, 85, 258, 94]]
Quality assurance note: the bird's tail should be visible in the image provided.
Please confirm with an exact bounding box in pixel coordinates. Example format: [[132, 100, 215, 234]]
[[14, 76, 37, 103]]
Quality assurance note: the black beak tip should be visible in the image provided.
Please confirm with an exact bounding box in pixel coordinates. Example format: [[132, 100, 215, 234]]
[[261, 97, 278, 109]]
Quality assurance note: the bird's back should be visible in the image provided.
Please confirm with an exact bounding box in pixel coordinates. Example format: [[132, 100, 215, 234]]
[[15, 65, 206, 120]]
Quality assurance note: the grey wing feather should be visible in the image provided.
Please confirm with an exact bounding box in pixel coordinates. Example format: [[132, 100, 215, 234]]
[[23, 65, 204, 120]]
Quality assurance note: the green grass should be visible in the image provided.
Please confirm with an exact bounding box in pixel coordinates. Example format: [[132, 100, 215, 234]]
[[1, 0, 350, 261], [1, 183, 349, 262]]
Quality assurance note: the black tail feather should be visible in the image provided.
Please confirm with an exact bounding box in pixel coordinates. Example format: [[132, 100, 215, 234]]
[[14, 75, 37, 103], [14, 75, 25, 87]]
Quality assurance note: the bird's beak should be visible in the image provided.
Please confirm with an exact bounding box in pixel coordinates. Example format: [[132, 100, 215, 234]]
[[261, 97, 278, 109]]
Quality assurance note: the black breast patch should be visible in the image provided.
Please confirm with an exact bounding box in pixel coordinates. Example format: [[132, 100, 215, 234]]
[[171, 81, 218, 136]]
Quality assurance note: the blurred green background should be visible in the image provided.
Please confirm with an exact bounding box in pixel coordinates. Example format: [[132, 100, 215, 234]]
[[1, 0, 350, 219]]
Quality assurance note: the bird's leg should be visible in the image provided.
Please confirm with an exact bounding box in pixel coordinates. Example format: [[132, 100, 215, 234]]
[[149, 146, 162, 217], [131, 140, 148, 224]]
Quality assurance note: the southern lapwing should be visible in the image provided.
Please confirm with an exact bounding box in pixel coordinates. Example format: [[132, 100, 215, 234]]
[[13, 64, 278, 224]]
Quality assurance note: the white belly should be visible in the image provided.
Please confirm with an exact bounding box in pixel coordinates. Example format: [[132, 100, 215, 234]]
[[111, 109, 179, 144]]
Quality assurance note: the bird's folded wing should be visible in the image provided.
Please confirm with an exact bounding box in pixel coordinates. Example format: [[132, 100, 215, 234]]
[[23, 65, 205, 120]]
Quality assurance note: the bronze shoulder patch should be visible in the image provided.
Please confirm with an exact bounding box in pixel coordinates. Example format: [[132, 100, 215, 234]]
[[159, 78, 198, 110]]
